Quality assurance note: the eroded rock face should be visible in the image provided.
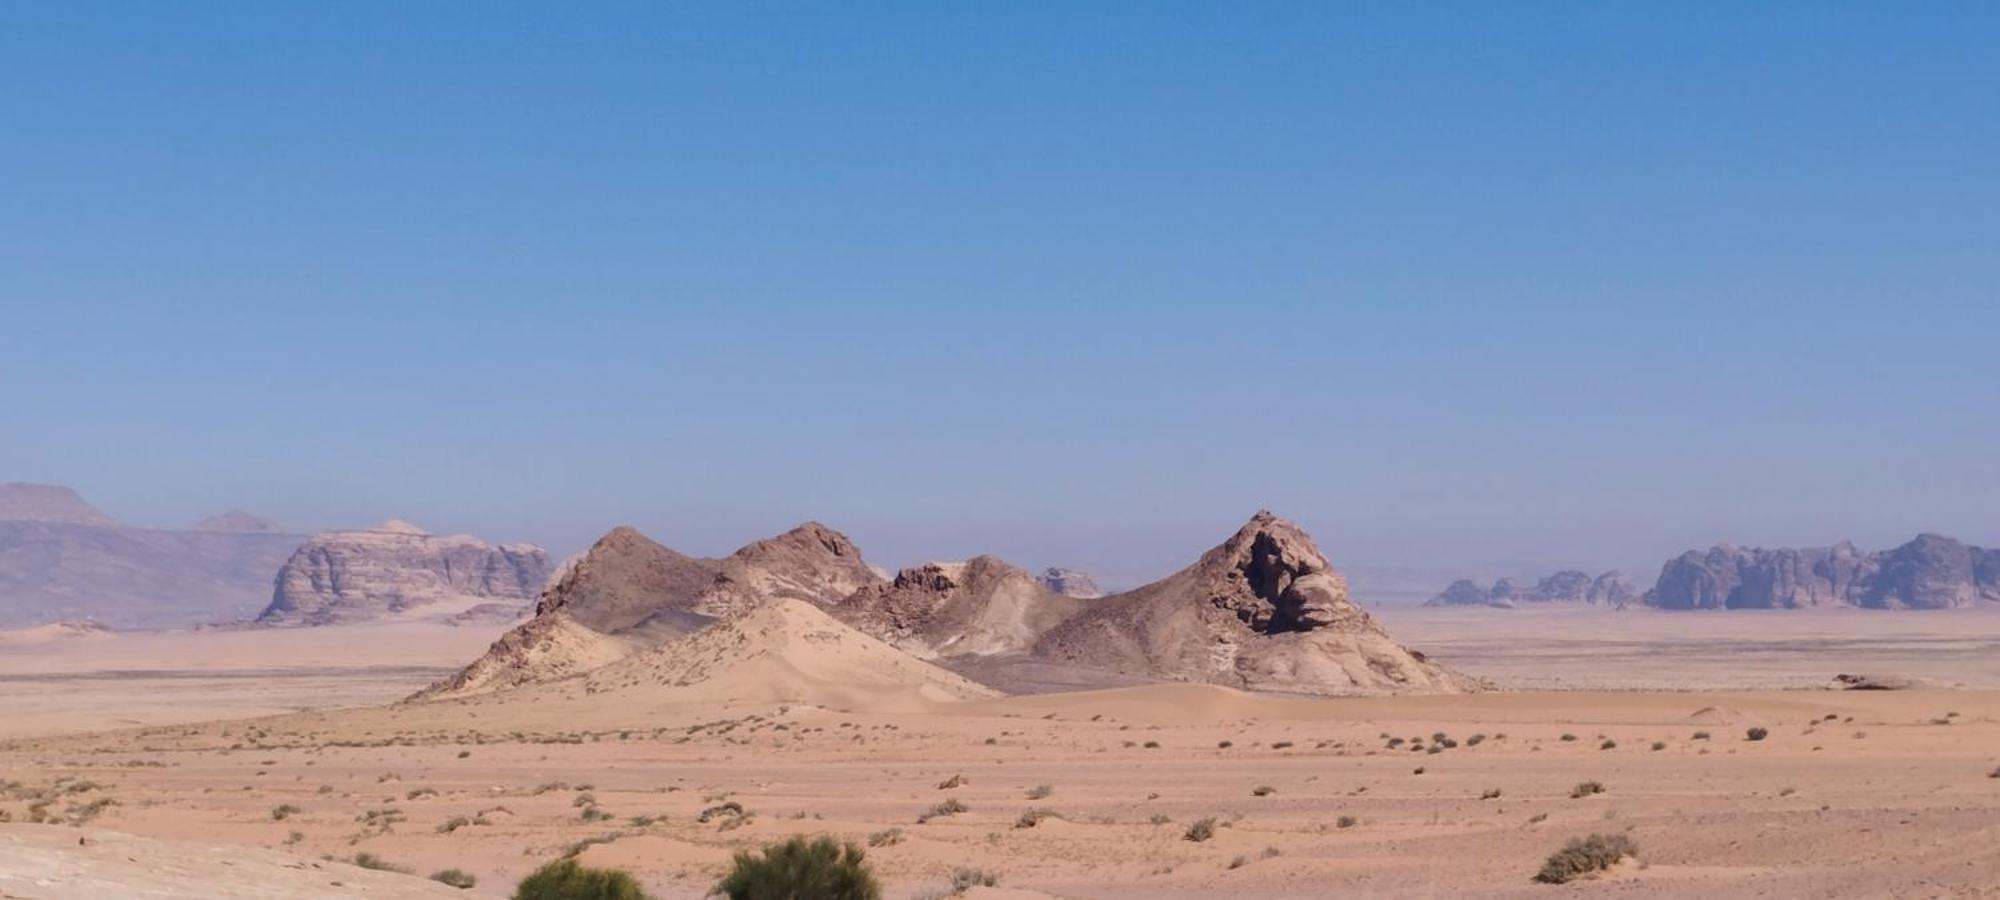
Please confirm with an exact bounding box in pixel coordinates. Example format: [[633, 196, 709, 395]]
[[834, 556, 1084, 658], [257, 522, 550, 626], [1644, 535, 1999, 609], [1032, 510, 1480, 695], [190, 511, 285, 533], [695, 522, 883, 619], [1037, 567, 1105, 599], [532, 526, 721, 633]]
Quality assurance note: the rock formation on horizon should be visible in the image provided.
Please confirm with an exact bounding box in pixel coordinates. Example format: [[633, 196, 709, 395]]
[[1426, 569, 1635, 608], [835, 556, 1086, 659], [190, 510, 286, 533], [256, 521, 551, 626], [1644, 534, 1999, 609], [1037, 567, 1105, 599], [0, 484, 305, 628], [1031, 511, 1480, 695], [0, 482, 122, 528]]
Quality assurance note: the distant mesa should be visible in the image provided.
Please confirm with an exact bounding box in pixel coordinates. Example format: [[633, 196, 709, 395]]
[[255, 520, 551, 627], [1642, 534, 1998, 610], [190, 510, 285, 533], [1037, 567, 1105, 599], [0, 482, 121, 528], [1426, 570, 1636, 608]]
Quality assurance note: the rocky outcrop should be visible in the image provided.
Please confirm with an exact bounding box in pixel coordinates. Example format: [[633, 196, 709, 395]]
[[256, 521, 551, 626], [1037, 567, 1105, 599], [1426, 569, 1635, 608], [0, 483, 120, 527], [835, 556, 1085, 658], [1644, 534, 1998, 610], [694, 522, 882, 618], [531, 526, 722, 634], [1032, 511, 1479, 695], [417, 521, 885, 700]]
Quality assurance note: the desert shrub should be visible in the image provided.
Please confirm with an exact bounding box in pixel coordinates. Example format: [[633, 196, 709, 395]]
[[1251, 785, 1275, 797], [712, 836, 880, 900], [514, 858, 650, 900], [430, 868, 477, 889], [350, 852, 411, 874], [1466, 733, 1486, 746], [1142, 741, 1161, 749], [699, 801, 747, 823], [1025, 783, 1053, 800], [917, 798, 968, 823], [1569, 781, 1605, 799], [1148, 813, 1171, 825], [866, 827, 904, 847], [1336, 815, 1358, 828], [1271, 741, 1294, 750], [1746, 727, 1769, 742], [1480, 789, 1503, 800], [1692, 731, 1711, 741], [580, 806, 615, 822], [948, 868, 999, 892], [1533, 833, 1637, 884], [1988, 766, 2000, 779], [1217, 740, 1233, 749], [1014, 808, 1059, 828], [936, 774, 965, 790], [1599, 739, 1617, 750], [270, 803, 301, 821], [1183, 817, 1216, 842], [1559, 734, 1577, 742]]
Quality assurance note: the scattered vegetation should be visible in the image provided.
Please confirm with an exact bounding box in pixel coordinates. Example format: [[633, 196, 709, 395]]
[[1251, 785, 1276, 797], [1534, 833, 1637, 884], [1025, 783, 1053, 800], [917, 798, 968, 823], [514, 858, 650, 900], [1014, 808, 1059, 829], [947, 867, 999, 893], [866, 828, 904, 848], [713, 836, 881, 900], [1569, 781, 1605, 799], [1183, 817, 1217, 842], [350, 852, 412, 874], [1599, 739, 1617, 751], [429, 868, 478, 889], [1336, 815, 1358, 829], [936, 774, 965, 790], [269, 803, 301, 821], [1746, 727, 1769, 742]]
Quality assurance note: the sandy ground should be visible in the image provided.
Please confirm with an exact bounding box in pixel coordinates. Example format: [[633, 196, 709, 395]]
[[2, 611, 1998, 898]]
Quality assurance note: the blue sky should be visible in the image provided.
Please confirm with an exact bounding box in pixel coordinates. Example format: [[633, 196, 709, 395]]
[[3, 3, 1996, 586]]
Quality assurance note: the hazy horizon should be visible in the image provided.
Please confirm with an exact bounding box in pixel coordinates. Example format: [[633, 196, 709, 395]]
[[6, 4, 1996, 588]]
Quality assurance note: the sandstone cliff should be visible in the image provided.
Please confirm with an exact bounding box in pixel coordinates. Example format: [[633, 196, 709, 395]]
[[834, 556, 1085, 658], [1643, 534, 1997, 610], [1426, 569, 1635, 608], [1037, 567, 1106, 599], [256, 521, 551, 626]]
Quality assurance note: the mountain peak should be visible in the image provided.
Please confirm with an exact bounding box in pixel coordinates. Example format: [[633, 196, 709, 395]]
[[0, 483, 121, 527]]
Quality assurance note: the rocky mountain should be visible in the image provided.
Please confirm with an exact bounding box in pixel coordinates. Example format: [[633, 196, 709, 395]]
[[835, 556, 1086, 659], [419, 521, 887, 700], [0, 483, 122, 527], [255, 521, 551, 626], [0, 485, 305, 628], [190, 510, 286, 533], [1645, 534, 1998, 610], [1426, 569, 1636, 608], [1037, 567, 1105, 599], [1030, 511, 1479, 695], [424, 512, 1479, 702]]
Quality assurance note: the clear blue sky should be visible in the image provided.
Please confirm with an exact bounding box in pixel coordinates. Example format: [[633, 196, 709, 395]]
[[3, 2, 1995, 586]]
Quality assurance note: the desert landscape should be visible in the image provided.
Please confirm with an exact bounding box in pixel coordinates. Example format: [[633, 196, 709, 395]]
[[3, 512, 1998, 899], [8, 5, 1997, 898]]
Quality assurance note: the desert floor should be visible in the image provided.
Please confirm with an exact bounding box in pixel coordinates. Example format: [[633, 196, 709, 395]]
[[3, 609, 1999, 898]]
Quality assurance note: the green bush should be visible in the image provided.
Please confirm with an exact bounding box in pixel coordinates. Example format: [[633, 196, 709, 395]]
[[514, 858, 650, 900], [430, 868, 478, 889], [1534, 833, 1637, 884], [712, 836, 880, 900]]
